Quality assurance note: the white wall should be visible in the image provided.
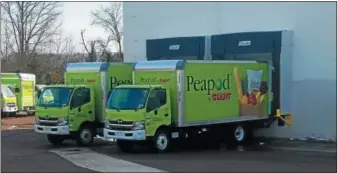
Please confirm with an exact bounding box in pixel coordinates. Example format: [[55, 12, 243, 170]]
[[123, 2, 336, 140]]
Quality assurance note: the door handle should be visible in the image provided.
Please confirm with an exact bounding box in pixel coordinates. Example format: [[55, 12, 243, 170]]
[[88, 111, 93, 114], [164, 113, 169, 117], [69, 112, 74, 115]]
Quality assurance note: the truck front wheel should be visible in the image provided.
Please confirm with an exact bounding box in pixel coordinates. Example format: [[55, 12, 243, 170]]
[[117, 140, 134, 153], [153, 129, 171, 153], [76, 125, 94, 146], [47, 134, 64, 146]]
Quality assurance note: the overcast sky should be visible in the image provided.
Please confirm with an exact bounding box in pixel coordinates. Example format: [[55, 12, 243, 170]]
[[61, 2, 113, 52]]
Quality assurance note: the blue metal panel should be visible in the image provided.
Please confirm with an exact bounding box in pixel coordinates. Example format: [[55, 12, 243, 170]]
[[133, 60, 185, 71], [66, 62, 109, 72], [211, 31, 282, 56], [146, 36, 205, 60]]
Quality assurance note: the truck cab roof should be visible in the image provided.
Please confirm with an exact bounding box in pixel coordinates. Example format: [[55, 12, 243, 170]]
[[44, 84, 92, 89], [115, 84, 165, 89]]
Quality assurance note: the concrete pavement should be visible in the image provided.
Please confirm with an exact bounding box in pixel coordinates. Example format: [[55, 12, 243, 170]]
[[1, 130, 94, 172], [1, 129, 336, 172]]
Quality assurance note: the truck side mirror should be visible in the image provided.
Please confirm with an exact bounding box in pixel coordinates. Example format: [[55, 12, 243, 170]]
[[154, 109, 158, 115], [78, 106, 81, 112]]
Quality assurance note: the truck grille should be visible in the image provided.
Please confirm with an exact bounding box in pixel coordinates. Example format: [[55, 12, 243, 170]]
[[39, 122, 58, 126], [108, 120, 134, 130], [38, 116, 58, 121], [6, 103, 16, 107], [109, 120, 134, 125], [108, 125, 133, 131]]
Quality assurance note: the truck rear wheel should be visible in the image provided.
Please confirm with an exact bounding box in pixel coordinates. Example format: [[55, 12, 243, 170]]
[[117, 140, 134, 153], [227, 124, 252, 149], [76, 125, 94, 146], [47, 134, 64, 146], [153, 129, 171, 153]]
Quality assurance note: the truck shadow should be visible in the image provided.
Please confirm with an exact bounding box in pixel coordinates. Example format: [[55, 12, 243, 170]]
[[101, 138, 272, 154]]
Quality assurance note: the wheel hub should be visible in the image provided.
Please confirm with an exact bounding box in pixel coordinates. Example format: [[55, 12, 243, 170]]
[[156, 134, 168, 150], [235, 126, 245, 141], [80, 129, 92, 144]]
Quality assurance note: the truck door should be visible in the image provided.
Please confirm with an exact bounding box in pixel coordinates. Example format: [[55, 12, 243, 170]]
[[69, 87, 94, 131], [145, 88, 170, 136]]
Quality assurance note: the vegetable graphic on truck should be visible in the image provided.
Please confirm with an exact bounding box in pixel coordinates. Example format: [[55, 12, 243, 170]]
[[104, 60, 292, 153], [34, 62, 133, 146]]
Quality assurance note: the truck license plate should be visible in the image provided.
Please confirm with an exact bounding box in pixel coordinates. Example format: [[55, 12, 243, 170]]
[[116, 131, 124, 137], [44, 127, 52, 132]]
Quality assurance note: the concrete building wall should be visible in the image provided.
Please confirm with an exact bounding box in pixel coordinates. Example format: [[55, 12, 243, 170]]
[[123, 2, 336, 140]]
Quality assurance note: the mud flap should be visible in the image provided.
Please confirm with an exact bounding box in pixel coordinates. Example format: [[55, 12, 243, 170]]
[[276, 109, 292, 127]]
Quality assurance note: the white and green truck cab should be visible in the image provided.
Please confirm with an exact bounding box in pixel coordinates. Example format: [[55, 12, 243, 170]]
[[104, 60, 292, 152], [1, 73, 36, 115], [34, 62, 133, 146], [1, 85, 18, 117]]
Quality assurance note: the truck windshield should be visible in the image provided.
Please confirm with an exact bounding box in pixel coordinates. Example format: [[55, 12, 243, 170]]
[[107, 88, 149, 110], [38, 87, 73, 107], [1, 86, 15, 98]]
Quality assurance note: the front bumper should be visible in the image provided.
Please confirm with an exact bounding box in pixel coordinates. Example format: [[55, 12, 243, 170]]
[[2, 106, 18, 113], [34, 124, 70, 135], [104, 128, 146, 141], [24, 106, 35, 112]]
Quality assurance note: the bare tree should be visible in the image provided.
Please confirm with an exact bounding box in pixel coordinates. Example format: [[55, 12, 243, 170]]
[[80, 29, 98, 62], [96, 36, 113, 62], [53, 32, 76, 55], [0, 2, 62, 58], [91, 2, 123, 60]]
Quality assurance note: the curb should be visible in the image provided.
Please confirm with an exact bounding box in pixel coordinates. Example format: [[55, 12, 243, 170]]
[[271, 146, 336, 154]]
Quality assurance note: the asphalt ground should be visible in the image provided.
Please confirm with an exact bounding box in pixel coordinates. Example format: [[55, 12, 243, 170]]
[[1, 129, 336, 172]]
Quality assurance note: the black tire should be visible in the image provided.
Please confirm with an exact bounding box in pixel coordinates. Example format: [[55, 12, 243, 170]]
[[227, 124, 253, 149], [117, 140, 134, 153], [153, 129, 171, 153], [1, 111, 5, 118], [76, 124, 94, 146], [47, 134, 64, 146], [27, 111, 35, 116], [9, 112, 16, 117]]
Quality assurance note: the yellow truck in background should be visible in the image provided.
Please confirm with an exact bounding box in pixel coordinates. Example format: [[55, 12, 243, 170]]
[[1, 73, 36, 115], [1, 85, 18, 117]]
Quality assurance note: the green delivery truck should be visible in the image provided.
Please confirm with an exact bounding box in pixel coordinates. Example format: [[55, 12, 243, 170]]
[[34, 62, 133, 146], [1, 73, 36, 115], [103, 60, 292, 152]]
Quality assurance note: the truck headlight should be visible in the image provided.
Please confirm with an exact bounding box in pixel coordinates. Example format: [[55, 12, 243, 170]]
[[104, 120, 110, 129], [132, 121, 145, 130], [58, 118, 68, 126]]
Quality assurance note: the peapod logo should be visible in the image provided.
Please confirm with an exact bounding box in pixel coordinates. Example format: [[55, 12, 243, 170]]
[[110, 77, 132, 88], [70, 78, 96, 84], [140, 77, 170, 84], [186, 74, 232, 101]]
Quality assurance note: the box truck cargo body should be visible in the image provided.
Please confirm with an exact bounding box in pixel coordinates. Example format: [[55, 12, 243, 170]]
[[104, 60, 291, 152], [34, 62, 133, 146]]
